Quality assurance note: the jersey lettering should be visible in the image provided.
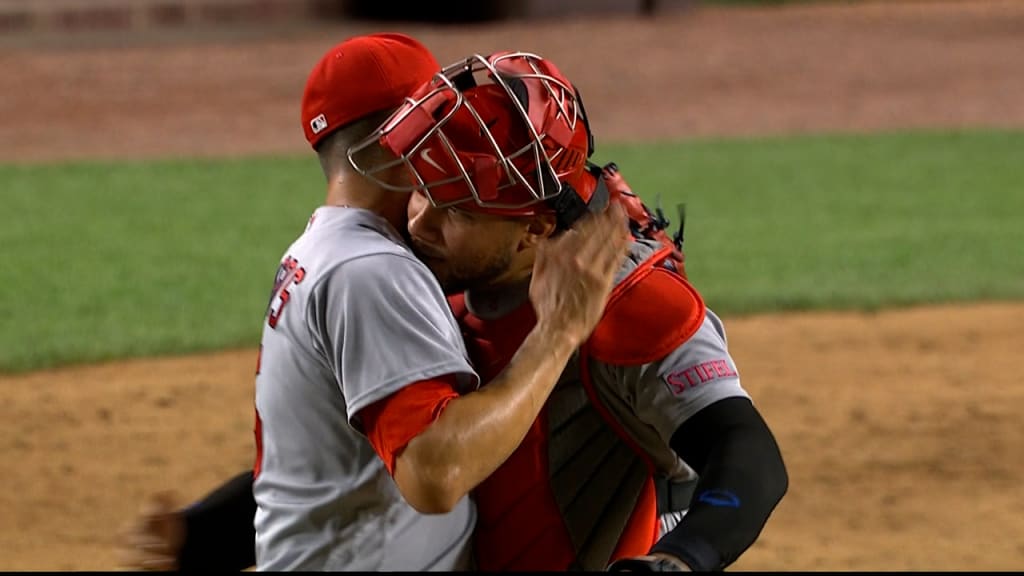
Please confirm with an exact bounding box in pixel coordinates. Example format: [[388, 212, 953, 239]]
[[664, 359, 737, 395], [266, 255, 306, 329]]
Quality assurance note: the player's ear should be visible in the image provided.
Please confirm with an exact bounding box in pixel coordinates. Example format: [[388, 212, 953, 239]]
[[518, 213, 557, 252]]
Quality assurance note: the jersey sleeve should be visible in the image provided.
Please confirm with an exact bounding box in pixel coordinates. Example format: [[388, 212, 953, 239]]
[[307, 252, 479, 427], [629, 309, 750, 447], [357, 375, 461, 475]]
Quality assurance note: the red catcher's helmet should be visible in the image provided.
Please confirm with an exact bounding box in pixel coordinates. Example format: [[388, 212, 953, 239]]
[[348, 51, 600, 222]]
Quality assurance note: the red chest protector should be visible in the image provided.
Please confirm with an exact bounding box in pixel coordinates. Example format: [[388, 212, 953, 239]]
[[450, 245, 705, 571]]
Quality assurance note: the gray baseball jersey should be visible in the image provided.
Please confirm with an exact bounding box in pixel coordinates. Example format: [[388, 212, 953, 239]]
[[588, 240, 750, 538], [253, 206, 479, 571], [594, 309, 749, 466], [588, 239, 750, 480]]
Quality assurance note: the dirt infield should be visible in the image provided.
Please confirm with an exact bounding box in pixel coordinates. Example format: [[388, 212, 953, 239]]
[[2, 0, 1023, 570]]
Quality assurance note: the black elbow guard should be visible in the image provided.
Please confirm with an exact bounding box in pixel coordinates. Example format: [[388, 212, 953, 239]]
[[654, 397, 788, 570]]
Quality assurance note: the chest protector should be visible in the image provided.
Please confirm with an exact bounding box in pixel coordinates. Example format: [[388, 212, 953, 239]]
[[452, 244, 706, 571]]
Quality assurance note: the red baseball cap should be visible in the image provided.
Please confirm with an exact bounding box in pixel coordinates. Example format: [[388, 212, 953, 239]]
[[301, 33, 440, 149]]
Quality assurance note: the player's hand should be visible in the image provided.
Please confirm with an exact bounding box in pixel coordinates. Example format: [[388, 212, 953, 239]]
[[529, 202, 631, 345], [117, 491, 186, 571]]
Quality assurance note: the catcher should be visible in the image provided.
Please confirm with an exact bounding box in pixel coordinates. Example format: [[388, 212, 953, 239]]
[[120, 49, 788, 572]]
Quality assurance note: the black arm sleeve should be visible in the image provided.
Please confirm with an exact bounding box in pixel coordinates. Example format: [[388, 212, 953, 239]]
[[178, 470, 257, 571], [651, 397, 788, 571]]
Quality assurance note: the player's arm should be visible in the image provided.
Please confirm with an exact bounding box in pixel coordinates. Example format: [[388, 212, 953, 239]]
[[370, 318, 585, 514], [119, 471, 256, 572], [639, 397, 787, 571], [178, 471, 257, 570], [617, 314, 788, 571], [339, 206, 629, 514]]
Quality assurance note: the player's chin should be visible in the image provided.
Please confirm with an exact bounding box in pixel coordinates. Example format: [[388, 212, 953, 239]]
[[419, 259, 456, 291], [436, 271, 467, 296]]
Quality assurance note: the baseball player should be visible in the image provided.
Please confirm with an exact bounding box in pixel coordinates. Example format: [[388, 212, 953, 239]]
[[120, 50, 787, 572], [361, 51, 789, 572], [117, 33, 631, 572]]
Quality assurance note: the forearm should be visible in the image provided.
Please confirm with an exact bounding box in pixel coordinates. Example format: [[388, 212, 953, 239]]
[[179, 470, 257, 571], [395, 323, 577, 512], [655, 398, 788, 570]]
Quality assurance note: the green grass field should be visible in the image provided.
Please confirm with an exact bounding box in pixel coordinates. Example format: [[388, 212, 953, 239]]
[[595, 129, 1024, 314], [2, 129, 1022, 372]]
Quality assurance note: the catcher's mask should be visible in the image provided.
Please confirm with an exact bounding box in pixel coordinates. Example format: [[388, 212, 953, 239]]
[[348, 51, 605, 227]]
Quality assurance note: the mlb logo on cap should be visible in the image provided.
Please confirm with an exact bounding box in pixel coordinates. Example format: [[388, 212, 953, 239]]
[[310, 114, 329, 135], [300, 33, 440, 149]]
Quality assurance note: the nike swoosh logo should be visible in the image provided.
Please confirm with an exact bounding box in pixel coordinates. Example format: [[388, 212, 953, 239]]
[[420, 147, 446, 174]]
